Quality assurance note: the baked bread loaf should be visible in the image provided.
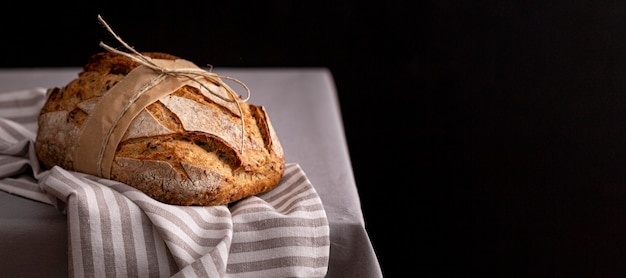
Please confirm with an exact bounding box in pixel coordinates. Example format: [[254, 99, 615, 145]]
[[35, 51, 285, 206]]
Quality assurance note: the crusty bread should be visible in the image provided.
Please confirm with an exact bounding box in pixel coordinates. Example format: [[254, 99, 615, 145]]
[[35, 51, 285, 206]]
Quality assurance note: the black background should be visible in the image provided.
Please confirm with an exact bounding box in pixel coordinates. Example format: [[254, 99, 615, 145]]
[[3, 1, 626, 277]]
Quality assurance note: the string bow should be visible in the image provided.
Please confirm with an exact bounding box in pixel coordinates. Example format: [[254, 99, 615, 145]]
[[97, 14, 249, 153]]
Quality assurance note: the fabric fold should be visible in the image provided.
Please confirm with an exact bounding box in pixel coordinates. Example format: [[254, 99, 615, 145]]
[[0, 88, 330, 278]]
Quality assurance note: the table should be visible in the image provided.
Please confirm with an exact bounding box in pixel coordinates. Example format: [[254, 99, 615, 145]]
[[0, 68, 382, 277]]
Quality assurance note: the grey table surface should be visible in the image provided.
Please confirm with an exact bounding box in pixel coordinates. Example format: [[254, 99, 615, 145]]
[[0, 68, 383, 277]]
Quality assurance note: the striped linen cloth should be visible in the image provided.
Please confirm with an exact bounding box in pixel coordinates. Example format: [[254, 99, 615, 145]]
[[0, 88, 330, 277]]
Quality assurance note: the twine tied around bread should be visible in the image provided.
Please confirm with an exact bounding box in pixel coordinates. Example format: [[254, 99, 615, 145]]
[[72, 15, 253, 178], [97, 14, 249, 155]]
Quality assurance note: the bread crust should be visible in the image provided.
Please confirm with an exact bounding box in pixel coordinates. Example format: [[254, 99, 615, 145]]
[[35, 52, 285, 206]]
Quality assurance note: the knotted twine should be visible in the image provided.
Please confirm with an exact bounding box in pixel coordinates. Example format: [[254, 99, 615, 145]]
[[73, 15, 250, 179]]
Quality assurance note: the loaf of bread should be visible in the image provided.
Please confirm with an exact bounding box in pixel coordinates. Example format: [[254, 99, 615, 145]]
[[35, 51, 285, 206]]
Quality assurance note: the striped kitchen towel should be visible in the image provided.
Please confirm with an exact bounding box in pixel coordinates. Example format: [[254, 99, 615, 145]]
[[0, 88, 330, 277]]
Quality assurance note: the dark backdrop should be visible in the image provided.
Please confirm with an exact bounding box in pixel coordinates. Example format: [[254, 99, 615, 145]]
[[3, 1, 626, 277]]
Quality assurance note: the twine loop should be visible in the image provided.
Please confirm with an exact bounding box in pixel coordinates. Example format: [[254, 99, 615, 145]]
[[97, 14, 249, 154]]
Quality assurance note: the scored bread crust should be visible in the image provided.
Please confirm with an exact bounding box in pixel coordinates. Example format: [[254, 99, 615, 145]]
[[35, 52, 285, 206]]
